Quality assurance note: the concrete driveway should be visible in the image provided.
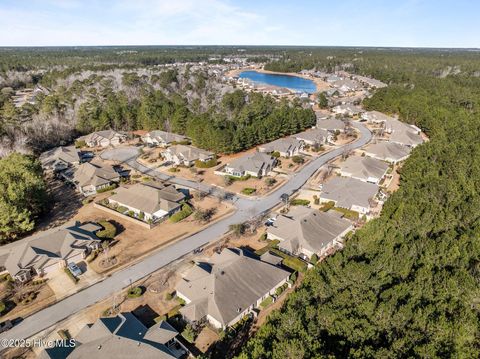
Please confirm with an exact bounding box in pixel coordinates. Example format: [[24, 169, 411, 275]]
[[47, 261, 102, 300]]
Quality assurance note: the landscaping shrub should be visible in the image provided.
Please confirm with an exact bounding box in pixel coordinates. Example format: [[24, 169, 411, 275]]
[[168, 167, 180, 173], [57, 330, 71, 340], [310, 253, 319, 264], [82, 197, 93, 205], [74, 140, 86, 148], [181, 324, 197, 343], [271, 151, 281, 158], [64, 268, 79, 284], [96, 220, 117, 239], [229, 223, 247, 237], [259, 296, 273, 309], [97, 183, 118, 193], [223, 176, 233, 186], [127, 286, 143, 298], [241, 187, 256, 195], [333, 207, 359, 220], [195, 157, 217, 168], [154, 315, 167, 323], [265, 177, 277, 187], [319, 201, 335, 212], [0, 301, 5, 314], [165, 292, 173, 300], [169, 203, 193, 223], [313, 195, 320, 205], [138, 211, 145, 220], [291, 155, 305, 164], [117, 205, 128, 213], [290, 199, 310, 206]]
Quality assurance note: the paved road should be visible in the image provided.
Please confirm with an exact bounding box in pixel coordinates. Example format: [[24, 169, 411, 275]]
[[0, 123, 371, 344]]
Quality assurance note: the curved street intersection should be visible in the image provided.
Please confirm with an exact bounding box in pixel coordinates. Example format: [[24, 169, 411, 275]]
[[0, 122, 372, 344]]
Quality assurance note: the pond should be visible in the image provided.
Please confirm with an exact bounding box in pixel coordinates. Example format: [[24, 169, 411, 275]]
[[239, 70, 317, 93]]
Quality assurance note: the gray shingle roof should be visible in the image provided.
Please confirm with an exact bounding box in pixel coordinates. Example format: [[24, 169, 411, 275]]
[[177, 248, 289, 327], [258, 137, 303, 154], [362, 141, 411, 162], [337, 156, 389, 182], [0, 222, 102, 277], [321, 176, 379, 210], [41, 313, 178, 359], [72, 161, 120, 188], [292, 128, 329, 144], [267, 207, 352, 254], [146, 130, 188, 144], [108, 182, 185, 215], [226, 152, 276, 174], [40, 146, 80, 168], [165, 145, 213, 162], [316, 118, 346, 131]]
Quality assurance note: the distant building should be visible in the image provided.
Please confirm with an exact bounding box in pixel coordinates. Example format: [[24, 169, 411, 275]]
[[142, 130, 189, 147], [291, 128, 330, 146], [258, 137, 304, 158], [78, 130, 126, 148], [223, 152, 277, 178], [162, 145, 214, 167]]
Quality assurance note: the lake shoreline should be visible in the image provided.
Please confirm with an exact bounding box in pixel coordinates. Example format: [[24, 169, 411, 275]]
[[226, 67, 330, 94]]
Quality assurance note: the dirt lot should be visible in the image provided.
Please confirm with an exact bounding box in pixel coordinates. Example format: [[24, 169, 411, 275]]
[[0, 279, 55, 322], [76, 195, 234, 274]]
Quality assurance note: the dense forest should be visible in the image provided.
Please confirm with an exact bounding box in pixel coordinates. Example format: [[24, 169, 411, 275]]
[[238, 54, 480, 358]]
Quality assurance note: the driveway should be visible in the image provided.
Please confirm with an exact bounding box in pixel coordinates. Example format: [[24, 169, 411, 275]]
[[0, 122, 371, 346], [47, 261, 102, 300]]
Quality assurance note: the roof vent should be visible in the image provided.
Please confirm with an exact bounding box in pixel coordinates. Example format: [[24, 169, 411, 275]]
[[220, 270, 225, 275], [237, 307, 242, 313], [97, 345, 102, 350]]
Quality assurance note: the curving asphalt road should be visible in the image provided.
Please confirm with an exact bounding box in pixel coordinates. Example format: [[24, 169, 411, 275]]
[[0, 122, 371, 345]]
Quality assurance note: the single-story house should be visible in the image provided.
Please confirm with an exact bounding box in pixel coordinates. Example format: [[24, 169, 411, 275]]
[[315, 110, 332, 121], [142, 130, 189, 147], [162, 144, 214, 166], [39, 312, 187, 359], [320, 176, 379, 214], [360, 141, 412, 164], [331, 79, 361, 93], [291, 128, 330, 146], [361, 110, 396, 123], [107, 182, 185, 222], [39, 146, 85, 172], [336, 155, 390, 184], [383, 118, 424, 148], [267, 207, 353, 259], [66, 160, 124, 196], [223, 152, 277, 178], [258, 137, 304, 158], [316, 118, 347, 133], [353, 75, 387, 89], [176, 248, 290, 330], [78, 130, 126, 148], [332, 104, 364, 116], [0, 222, 102, 282]]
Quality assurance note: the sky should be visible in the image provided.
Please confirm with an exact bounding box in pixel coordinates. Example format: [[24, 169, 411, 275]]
[[0, 0, 478, 48]]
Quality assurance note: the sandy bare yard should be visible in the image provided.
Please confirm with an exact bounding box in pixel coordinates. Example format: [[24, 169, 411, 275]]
[[74, 195, 234, 274]]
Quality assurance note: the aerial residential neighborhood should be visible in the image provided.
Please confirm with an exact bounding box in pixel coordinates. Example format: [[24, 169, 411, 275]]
[[0, 2, 477, 359]]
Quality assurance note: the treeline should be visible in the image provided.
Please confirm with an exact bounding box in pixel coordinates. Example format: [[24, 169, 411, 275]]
[[237, 60, 480, 357], [76, 88, 315, 153], [0, 153, 49, 243]]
